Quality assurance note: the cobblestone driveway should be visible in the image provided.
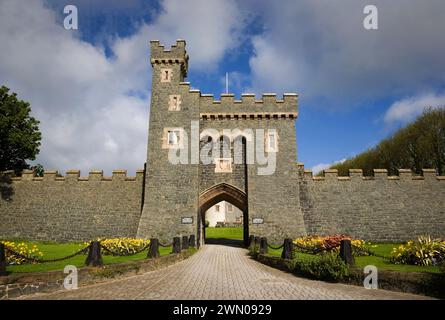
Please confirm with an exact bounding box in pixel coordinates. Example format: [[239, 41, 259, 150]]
[[21, 244, 430, 300]]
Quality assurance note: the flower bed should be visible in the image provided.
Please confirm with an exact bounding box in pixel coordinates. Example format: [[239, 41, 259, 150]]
[[390, 235, 445, 266], [292, 234, 374, 256], [1, 241, 43, 265]]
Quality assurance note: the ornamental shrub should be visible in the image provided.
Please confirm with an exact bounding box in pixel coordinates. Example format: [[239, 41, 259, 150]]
[[1, 241, 43, 265], [293, 252, 349, 282], [390, 235, 445, 266]]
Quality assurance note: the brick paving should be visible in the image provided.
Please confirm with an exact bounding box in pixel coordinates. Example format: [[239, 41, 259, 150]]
[[19, 244, 431, 300]]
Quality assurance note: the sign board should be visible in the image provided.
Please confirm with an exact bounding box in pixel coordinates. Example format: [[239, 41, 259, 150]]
[[181, 217, 193, 224], [252, 217, 264, 224]]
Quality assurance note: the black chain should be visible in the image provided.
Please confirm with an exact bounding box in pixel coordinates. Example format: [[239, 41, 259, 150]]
[[158, 242, 173, 247], [4, 245, 90, 264], [267, 243, 284, 250], [99, 242, 151, 257]]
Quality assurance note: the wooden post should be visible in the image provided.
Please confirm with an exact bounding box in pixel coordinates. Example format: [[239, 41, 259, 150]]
[[172, 237, 181, 254], [340, 239, 355, 265], [281, 238, 293, 260], [0, 243, 7, 276], [254, 236, 260, 252], [182, 236, 189, 250], [248, 235, 255, 251], [259, 237, 268, 254], [147, 238, 160, 258], [188, 235, 196, 248], [85, 241, 103, 267]]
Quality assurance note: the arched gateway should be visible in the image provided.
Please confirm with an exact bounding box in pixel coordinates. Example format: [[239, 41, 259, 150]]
[[198, 183, 248, 246]]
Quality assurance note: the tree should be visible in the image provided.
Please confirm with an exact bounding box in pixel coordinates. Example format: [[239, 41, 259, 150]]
[[0, 86, 41, 174], [330, 107, 445, 175]]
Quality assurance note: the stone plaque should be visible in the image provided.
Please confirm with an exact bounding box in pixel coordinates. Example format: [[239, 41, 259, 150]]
[[181, 217, 193, 224], [252, 217, 264, 224]]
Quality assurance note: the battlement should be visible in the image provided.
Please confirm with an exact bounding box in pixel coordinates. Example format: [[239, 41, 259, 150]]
[[150, 40, 188, 76], [12, 169, 145, 182], [302, 168, 445, 181], [176, 81, 298, 118]]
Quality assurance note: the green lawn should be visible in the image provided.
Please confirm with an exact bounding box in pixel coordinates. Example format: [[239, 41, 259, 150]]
[[266, 243, 441, 274], [5, 241, 172, 273], [205, 227, 243, 240]]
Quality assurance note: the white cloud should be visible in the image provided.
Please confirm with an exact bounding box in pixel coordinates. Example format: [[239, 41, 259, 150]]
[[311, 158, 346, 175], [0, 0, 245, 175], [243, 0, 445, 108], [384, 93, 445, 124]]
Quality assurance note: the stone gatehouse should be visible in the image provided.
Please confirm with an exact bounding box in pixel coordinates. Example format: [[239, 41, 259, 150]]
[[1, 40, 444, 244]]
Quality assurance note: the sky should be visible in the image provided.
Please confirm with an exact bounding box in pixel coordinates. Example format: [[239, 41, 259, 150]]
[[1, 0, 445, 175]]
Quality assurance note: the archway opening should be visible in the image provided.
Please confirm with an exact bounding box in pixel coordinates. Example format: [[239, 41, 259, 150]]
[[198, 183, 248, 247]]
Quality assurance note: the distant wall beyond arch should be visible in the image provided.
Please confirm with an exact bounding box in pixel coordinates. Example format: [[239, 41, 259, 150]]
[[198, 183, 248, 245]]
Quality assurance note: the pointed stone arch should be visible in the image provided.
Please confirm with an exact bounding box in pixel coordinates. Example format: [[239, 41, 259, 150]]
[[198, 183, 248, 246]]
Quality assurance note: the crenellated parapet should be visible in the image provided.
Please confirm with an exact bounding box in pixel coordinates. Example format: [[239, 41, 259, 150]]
[[176, 82, 299, 120], [11, 169, 145, 182], [301, 168, 444, 182], [150, 39, 188, 77]]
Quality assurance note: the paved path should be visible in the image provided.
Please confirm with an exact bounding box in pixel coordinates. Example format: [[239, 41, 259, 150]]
[[20, 244, 430, 300]]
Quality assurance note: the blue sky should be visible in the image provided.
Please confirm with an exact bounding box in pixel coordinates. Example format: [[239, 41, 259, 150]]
[[1, 0, 445, 174]]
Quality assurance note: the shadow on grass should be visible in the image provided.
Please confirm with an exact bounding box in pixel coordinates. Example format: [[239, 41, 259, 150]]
[[204, 238, 244, 248]]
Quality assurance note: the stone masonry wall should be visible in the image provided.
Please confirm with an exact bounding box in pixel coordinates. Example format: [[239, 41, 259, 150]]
[[299, 168, 445, 241], [0, 169, 144, 242]]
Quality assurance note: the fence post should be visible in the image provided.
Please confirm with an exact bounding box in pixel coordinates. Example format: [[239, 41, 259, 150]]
[[259, 237, 268, 254], [172, 237, 181, 254], [148, 238, 160, 258], [0, 243, 7, 276], [340, 239, 355, 265], [254, 236, 260, 252], [85, 241, 103, 267], [248, 235, 255, 251], [188, 235, 196, 248], [182, 236, 189, 250], [281, 238, 293, 260]]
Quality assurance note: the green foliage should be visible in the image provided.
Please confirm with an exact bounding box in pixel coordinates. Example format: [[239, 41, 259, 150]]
[[293, 252, 349, 281], [31, 163, 44, 177], [330, 108, 445, 175], [205, 220, 210, 228], [205, 227, 243, 240], [0, 86, 41, 174], [390, 235, 445, 266]]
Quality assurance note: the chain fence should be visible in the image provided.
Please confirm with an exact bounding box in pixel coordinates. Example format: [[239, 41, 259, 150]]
[[4, 244, 91, 264]]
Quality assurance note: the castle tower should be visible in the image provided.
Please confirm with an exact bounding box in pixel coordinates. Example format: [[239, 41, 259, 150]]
[[137, 40, 307, 243], [137, 40, 200, 240]]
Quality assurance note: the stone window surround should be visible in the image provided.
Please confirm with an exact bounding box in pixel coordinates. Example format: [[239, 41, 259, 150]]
[[265, 129, 279, 152], [160, 68, 173, 82], [162, 127, 184, 149], [214, 157, 233, 173], [168, 94, 181, 111]]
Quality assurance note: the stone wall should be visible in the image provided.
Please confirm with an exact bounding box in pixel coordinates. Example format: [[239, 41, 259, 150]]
[[299, 168, 445, 241], [0, 169, 144, 242]]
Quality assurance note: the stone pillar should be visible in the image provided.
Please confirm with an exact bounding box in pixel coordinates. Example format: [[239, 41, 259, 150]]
[[281, 238, 293, 260], [147, 238, 160, 258], [172, 237, 181, 254], [182, 236, 189, 250], [339, 239, 355, 265], [259, 237, 268, 254], [188, 235, 196, 248], [85, 241, 103, 267]]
